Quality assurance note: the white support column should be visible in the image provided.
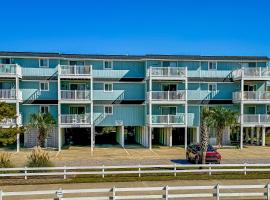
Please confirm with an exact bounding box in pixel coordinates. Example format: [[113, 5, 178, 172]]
[[169, 128, 172, 147], [148, 126, 152, 149], [240, 73, 244, 149], [148, 68, 152, 150], [57, 65, 61, 152], [90, 66, 94, 152], [245, 128, 249, 143], [196, 127, 200, 143], [251, 127, 254, 145], [184, 67, 188, 150], [15, 75, 20, 152], [262, 127, 266, 146], [121, 126, 124, 148], [256, 127, 260, 146]]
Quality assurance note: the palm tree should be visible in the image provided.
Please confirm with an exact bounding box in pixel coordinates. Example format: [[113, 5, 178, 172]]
[[207, 107, 238, 147], [200, 107, 211, 164], [28, 113, 56, 147]]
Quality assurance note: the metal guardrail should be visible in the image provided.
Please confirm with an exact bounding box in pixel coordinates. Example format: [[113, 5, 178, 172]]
[[0, 183, 270, 200], [0, 163, 270, 180]]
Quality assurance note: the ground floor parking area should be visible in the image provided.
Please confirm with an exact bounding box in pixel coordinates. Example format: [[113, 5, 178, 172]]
[[2, 145, 270, 167]]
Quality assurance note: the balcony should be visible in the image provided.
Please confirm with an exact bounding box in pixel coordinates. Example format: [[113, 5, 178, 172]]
[[59, 65, 92, 78], [188, 70, 232, 79], [60, 90, 91, 102], [242, 114, 270, 126], [233, 67, 270, 80], [0, 89, 22, 102], [148, 67, 186, 80], [0, 64, 21, 78], [149, 114, 185, 127], [0, 114, 22, 127], [148, 91, 186, 104], [233, 91, 270, 103], [60, 114, 91, 127]]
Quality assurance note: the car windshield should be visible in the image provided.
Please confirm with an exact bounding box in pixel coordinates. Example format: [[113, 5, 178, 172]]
[[195, 145, 215, 152]]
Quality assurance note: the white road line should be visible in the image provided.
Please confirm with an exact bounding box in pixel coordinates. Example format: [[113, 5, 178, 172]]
[[150, 149, 160, 157]]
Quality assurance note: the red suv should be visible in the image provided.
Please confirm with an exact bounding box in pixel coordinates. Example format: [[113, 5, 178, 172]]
[[186, 144, 221, 164]]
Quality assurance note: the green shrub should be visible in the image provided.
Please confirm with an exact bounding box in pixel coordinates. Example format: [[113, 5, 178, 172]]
[[27, 147, 53, 167], [0, 152, 14, 168]]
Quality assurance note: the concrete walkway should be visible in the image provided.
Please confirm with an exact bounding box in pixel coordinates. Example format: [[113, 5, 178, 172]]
[[1, 179, 269, 200]]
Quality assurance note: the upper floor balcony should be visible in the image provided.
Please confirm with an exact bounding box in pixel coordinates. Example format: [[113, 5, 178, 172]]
[[188, 70, 232, 79], [60, 90, 91, 103], [147, 91, 186, 104], [242, 114, 270, 126], [233, 67, 270, 80], [233, 91, 270, 103], [148, 114, 185, 127], [59, 114, 91, 128], [0, 64, 22, 78], [58, 65, 92, 79], [0, 89, 22, 102], [0, 114, 22, 127], [147, 67, 186, 80]]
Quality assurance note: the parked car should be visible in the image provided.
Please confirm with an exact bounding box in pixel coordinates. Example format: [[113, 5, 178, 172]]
[[186, 144, 221, 164]]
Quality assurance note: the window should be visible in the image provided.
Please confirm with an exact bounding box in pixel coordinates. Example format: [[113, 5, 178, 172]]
[[104, 83, 113, 92], [40, 82, 49, 91], [39, 59, 49, 68], [40, 106, 49, 114], [104, 61, 113, 69], [104, 106, 113, 115], [248, 62, 256, 68], [208, 83, 217, 92], [1, 58, 11, 64], [163, 61, 177, 67], [247, 106, 256, 114], [208, 62, 217, 70]]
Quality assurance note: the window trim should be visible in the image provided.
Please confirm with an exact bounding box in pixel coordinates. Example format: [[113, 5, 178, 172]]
[[103, 60, 113, 70], [40, 81, 49, 91], [208, 83, 217, 92], [104, 83, 113, 92], [208, 61, 217, 70], [40, 105, 49, 114], [39, 59, 49, 68], [104, 105, 113, 115]]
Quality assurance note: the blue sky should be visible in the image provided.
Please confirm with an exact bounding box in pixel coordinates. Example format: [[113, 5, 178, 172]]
[[0, 0, 269, 56]]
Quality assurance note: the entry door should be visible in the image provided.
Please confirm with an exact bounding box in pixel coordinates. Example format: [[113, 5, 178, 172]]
[[162, 84, 177, 91], [244, 84, 256, 91], [70, 106, 85, 114], [161, 107, 176, 115]]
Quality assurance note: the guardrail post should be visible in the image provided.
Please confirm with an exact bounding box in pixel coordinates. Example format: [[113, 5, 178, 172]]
[[24, 166, 27, 180], [244, 163, 247, 175], [267, 183, 270, 200], [0, 190, 3, 200], [164, 185, 169, 200], [111, 186, 116, 200], [138, 164, 141, 177], [55, 188, 63, 200], [174, 164, 176, 177], [102, 165, 105, 178], [216, 184, 220, 200], [64, 166, 67, 179], [209, 163, 212, 176]]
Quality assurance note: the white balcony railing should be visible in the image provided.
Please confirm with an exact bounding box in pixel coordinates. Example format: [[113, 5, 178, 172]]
[[243, 114, 270, 124], [0, 64, 21, 77], [148, 91, 186, 101], [148, 67, 186, 78], [60, 90, 91, 101], [149, 114, 185, 125], [233, 67, 270, 79], [59, 65, 92, 76], [233, 91, 270, 101], [60, 114, 91, 125], [0, 114, 22, 126]]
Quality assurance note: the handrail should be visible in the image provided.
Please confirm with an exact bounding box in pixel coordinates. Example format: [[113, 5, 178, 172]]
[[148, 91, 186, 101], [60, 90, 91, 100], [233, 91, 270, 101], [59, 65, 92, 76], [148, 67, 186, 77], [60, 114, 91, 124]]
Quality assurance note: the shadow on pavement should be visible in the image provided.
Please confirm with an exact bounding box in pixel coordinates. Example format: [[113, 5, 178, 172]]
[[170, 159, 191, 164]]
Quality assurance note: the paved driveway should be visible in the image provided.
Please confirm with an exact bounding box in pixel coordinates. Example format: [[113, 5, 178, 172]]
[[2, 145, 270, 166]]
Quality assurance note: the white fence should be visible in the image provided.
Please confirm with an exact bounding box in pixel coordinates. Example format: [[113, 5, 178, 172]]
[[0, 163, 270, 180], [1, 183, 270, 200]]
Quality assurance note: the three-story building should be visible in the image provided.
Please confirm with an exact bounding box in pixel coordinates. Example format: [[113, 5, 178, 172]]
[[0, 52, 269, 151]]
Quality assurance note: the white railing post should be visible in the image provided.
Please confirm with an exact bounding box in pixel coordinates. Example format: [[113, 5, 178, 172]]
[[259, 67, 262, 77], [167, 91, 169, 101], [56, 188, 63, 200], [167, 114, 170, 124], [267, 183, 270, 200], [165, 185, 169, 200], [138, 164, 141, 177], [244, 162, 247, 175], [64, 166, 67, 179], [216, 184, 220, 200], [112, 186, 116, 200], [24, 166, 27, 180], [102, 165, 105, 178], [209, 163, 212, 176], [174, 164, 177, 177], [258, 114, 260, 124]]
